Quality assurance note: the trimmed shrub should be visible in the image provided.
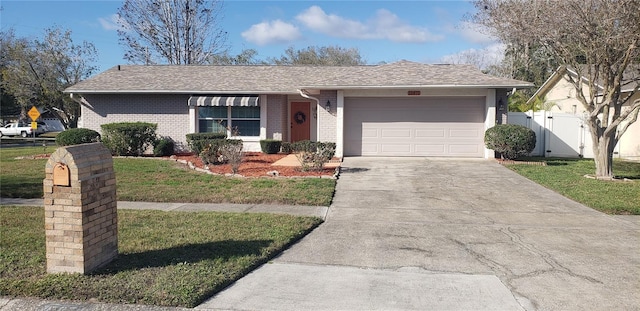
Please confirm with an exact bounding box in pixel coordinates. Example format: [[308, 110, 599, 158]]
[[219, 140, 244, 174], [55, 128, 101, 146], [484, 124, 536, 160], [101, 122, 157, 156], [199, 139, 242, 165], [291, 140, 316, 153], [153, 137, 175, 157], [260, 139, 282, 154], [186, 132, 227, 155], [294, 141, 336, 171], [281, 142, 293, 154]]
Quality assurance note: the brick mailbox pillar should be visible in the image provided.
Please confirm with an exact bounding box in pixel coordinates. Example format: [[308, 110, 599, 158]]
[[43, 142, 118, 274]]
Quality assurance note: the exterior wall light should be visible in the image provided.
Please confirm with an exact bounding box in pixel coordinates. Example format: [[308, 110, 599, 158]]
[[325, 100, 331, 111]]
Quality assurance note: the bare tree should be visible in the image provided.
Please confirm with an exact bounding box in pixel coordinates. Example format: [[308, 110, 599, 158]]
[[1, 27, 97, 128], [472, 0, 640, 179], [208, 48, 266, 65], [117, 0, 227, 65], [269, 46, 366, 66], [441, 45, 504, 74]]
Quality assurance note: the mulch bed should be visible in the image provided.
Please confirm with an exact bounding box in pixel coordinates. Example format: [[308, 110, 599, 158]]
[[496, 159, 547, 166], [171, 152, 338, 178], [16, 152, 339, 178]]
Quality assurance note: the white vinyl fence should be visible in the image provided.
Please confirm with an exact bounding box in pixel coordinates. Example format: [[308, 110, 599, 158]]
[[507, 111, 596, 158]]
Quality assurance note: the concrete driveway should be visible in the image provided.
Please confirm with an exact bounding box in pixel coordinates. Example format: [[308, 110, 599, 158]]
[[199, 158, 639, 310]]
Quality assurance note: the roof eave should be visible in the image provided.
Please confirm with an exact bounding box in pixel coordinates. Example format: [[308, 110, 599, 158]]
[[301, 84, 535, 90], [64, 90, 300, 95]]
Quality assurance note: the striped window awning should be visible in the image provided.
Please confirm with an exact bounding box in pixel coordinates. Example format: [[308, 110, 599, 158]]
[[188, 95, 259, 107]]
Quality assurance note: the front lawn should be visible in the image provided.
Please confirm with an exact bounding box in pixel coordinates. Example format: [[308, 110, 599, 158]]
[[0, 206, 322, 307], [0, 146, 335, 206], [506, 158, 640, 215]]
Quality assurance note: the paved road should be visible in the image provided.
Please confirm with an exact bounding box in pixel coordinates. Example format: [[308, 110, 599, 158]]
[[200, 158, 639, 310]]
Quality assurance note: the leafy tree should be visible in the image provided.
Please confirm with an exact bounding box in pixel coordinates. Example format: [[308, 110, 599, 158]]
[[508, 93, 557, 112], [0, 30, 22, 121], [208, 49, 265, 65], [117, 0, 227, 65], [0, 27, 97, 128], [472, 0, 640, 179], [269, 46, 366, 66]]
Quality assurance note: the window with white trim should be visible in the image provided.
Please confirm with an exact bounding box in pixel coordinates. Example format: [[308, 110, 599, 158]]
[[198, 106, 260, 136]]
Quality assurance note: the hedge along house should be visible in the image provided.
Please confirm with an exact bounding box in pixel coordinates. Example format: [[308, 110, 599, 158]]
[[64, 61, 533, 158]]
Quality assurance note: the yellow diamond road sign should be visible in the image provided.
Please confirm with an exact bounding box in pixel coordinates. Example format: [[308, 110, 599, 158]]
[[28, 106, 40, 121]]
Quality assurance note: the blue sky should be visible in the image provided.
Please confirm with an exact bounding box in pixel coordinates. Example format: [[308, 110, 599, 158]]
[[1, 0, 503, 72]]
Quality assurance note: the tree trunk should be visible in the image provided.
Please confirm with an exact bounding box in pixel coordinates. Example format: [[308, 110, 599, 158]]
[[592, 134, 615, 179]]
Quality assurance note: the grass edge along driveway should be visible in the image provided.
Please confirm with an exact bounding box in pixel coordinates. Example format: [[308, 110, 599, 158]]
[[505, 158, 640, 215]]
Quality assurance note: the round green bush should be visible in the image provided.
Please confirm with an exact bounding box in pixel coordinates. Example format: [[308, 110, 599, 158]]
[[260, 139, 282, 154], [100, 122, 157, 156], [153, 137, 175, 156], [484, 124, 536, 160], [55, 128, 101, 146]]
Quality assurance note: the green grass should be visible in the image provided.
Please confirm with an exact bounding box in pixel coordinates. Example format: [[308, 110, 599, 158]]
[[0, 146, 335, 206], [0, 206, 323, 307], [506, 158, 640, 215]]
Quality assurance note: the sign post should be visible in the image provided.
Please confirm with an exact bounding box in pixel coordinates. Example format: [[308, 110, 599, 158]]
[[28, 106, 41, 144]]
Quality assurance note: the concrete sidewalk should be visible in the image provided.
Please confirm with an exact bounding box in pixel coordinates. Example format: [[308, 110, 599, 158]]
[[0, 198, 329, 219]]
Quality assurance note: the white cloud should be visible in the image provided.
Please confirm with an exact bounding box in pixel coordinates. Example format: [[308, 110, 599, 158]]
[[296, 6, 443, 43], [98, 14, 125, 31], [457, 21, 497, 44], [440, 43, 506, 70], [241, 20, 302, 45]]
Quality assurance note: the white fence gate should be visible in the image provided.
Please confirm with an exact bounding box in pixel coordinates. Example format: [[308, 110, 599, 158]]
[[507, 111, 595, 158]]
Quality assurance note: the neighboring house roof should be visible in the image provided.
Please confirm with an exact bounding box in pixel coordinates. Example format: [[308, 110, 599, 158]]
[[528, 65, 640, 104], [65, 60, 533, 94]]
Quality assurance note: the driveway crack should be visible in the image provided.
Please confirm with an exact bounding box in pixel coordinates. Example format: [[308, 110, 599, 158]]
[[499, 227, 603, 284]]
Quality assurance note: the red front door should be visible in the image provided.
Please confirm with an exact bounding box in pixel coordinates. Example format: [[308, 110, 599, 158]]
[[290, 102, 310, 142]]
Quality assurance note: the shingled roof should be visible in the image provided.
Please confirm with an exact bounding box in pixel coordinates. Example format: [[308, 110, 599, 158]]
[[65, 60, 533, 94]]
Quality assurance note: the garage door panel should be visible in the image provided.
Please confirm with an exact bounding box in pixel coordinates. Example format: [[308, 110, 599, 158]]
[[362, 129, 378, 138], [380, 144, 411, 154], [361, 144, 379, 154], [380, 129, 412, 138], [345, 97, 485, 157], [450, 129, 482, 138], [416, 129, 446, 138], [415, 144, 446, 155]]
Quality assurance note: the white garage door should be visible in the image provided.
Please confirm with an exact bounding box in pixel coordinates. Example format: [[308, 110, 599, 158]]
[[344, 97, 486, 157]]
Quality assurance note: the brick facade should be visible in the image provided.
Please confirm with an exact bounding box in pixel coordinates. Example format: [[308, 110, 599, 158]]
[[316, 90, 337, 142], [81, 94, 190, 151], [266, 94, 287, 141], [79, 92, 338, 153], [44, 143, 118, 274]]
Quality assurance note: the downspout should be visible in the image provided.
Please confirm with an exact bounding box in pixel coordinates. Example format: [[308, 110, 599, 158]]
[[297, 89, 320, 141], [298, 89, 320, 108]]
